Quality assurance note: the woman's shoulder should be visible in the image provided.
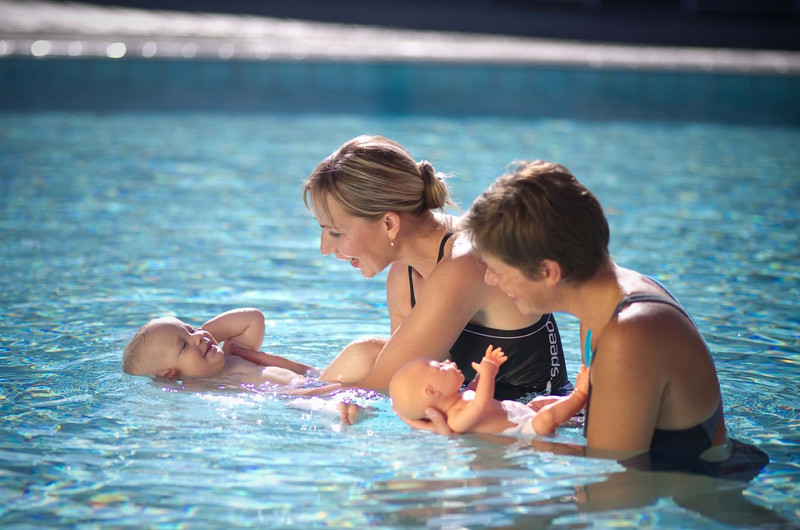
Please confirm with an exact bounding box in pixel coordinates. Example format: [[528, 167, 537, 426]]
[[601, 292, 700, 368], [424, 243, 488, 302], [427, 251, 488, 298], [439, 234, 486, 275]]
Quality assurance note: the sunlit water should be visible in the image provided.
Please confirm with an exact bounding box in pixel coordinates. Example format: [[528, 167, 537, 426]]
[[1, 99, 799, 526]]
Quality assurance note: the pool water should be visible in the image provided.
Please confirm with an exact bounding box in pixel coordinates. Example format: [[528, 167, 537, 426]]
[[1, 67, 799, 527]]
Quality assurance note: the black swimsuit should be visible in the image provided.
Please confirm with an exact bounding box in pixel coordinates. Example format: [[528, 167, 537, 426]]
[[408, 233, 571, 400], [585, 290, 768, 480]]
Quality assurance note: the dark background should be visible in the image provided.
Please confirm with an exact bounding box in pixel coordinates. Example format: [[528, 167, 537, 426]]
[[74, 0, 800, 50]]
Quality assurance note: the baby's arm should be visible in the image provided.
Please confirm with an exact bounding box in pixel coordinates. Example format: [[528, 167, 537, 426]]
[[446, 345, 507, 434], [200, 308, 266, 353], [206, 308, 314, 375], [531, 364, 589, 436], [230, 344, 315, 375]]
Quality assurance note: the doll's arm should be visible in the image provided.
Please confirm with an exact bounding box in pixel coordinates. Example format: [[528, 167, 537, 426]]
[[446, 345, 507, 433], [200, 308, 266, 353], [531, 364, 589, 436]]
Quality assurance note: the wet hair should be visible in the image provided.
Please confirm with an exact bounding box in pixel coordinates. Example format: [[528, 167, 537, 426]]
[[122, 317, 166, 375], [460, 160, 609, 283], [303, 135, 456, 223], [122, 322, 151, 375]]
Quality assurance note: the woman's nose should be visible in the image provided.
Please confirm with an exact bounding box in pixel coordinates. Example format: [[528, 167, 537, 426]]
[[484, 269, 497, 286], [319, 233, 335, 255]]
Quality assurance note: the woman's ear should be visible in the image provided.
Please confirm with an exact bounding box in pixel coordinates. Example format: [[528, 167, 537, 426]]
[[383, 211, 401, 242], [540, 259, 562, 286]]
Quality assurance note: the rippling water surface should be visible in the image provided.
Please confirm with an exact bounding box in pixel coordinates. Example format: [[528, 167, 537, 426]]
[[1, 111, 798, 528]]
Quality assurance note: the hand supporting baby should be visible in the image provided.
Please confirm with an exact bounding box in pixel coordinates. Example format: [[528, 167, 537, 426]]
[[401, 345, 507, 435]]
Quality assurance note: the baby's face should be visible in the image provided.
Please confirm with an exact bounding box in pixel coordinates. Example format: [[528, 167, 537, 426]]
[[140, 317, 226, 378]]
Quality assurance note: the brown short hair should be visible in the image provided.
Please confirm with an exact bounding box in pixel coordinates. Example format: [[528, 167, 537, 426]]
[[461, 160, 609, 283]]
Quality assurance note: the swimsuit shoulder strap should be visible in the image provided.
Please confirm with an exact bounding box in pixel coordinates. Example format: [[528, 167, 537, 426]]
[[408, 266, 416, 307], [437, 232, 453, 262], [409, 232, 454, 308], [612, 292, 692, 321], [584, 288, 692, 367]]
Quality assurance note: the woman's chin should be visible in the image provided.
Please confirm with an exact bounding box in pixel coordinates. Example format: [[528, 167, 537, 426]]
[[359, 268, 378, 279]]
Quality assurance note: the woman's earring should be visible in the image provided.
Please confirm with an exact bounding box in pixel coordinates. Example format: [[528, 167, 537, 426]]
[[390, 239, 395, 247]]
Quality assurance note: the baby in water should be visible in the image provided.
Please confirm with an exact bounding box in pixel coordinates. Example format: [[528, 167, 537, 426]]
[[122, 307, 336, 394]]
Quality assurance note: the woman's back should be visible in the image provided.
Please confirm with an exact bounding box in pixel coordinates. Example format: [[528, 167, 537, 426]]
[[584, 267, 726, 453]]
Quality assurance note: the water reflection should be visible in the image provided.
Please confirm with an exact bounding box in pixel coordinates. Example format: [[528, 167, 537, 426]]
[[1, 112, 798, 526], [368, 435, 789, 528]]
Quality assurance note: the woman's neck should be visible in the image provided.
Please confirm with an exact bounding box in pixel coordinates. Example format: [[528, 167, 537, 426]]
[[400, 212, 454, 278], [563, 260, 627, 335]]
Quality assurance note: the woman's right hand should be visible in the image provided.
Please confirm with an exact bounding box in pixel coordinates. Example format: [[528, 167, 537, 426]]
[[397, 407, 454, 435]]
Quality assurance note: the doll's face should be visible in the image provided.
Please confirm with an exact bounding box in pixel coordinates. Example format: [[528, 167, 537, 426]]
[[390, 357, 466, 420], [417, 359, 466, 393]]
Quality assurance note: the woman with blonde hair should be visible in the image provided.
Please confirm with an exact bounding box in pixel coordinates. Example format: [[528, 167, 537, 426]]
[[298, 136, 571, 401]]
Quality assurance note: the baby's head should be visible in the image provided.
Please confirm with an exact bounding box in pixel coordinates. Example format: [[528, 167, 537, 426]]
[[122, 317, 226, 380], [389, 358, 465, 419]]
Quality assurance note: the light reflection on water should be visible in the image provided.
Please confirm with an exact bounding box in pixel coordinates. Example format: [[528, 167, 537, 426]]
[[1, 112, 798, 527]]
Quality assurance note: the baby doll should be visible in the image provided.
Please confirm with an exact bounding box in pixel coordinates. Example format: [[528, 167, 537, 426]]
[[390, 345, 588, 437]]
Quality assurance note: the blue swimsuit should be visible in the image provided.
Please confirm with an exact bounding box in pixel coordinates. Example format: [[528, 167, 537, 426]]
[[409, 233, 571, 400], [584, 290, 768, 480]]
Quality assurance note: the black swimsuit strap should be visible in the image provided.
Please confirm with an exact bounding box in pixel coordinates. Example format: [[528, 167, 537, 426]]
[[437, 232, 454, 261], [408, 266, 416, 308], [409, 232, 453, 308], [585, 290, 696, 438], [612, 292, 692, 321]]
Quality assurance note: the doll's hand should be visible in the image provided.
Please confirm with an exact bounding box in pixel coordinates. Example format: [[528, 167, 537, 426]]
[[471, 345, 506, 379], [483, 345, 507, 366]]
